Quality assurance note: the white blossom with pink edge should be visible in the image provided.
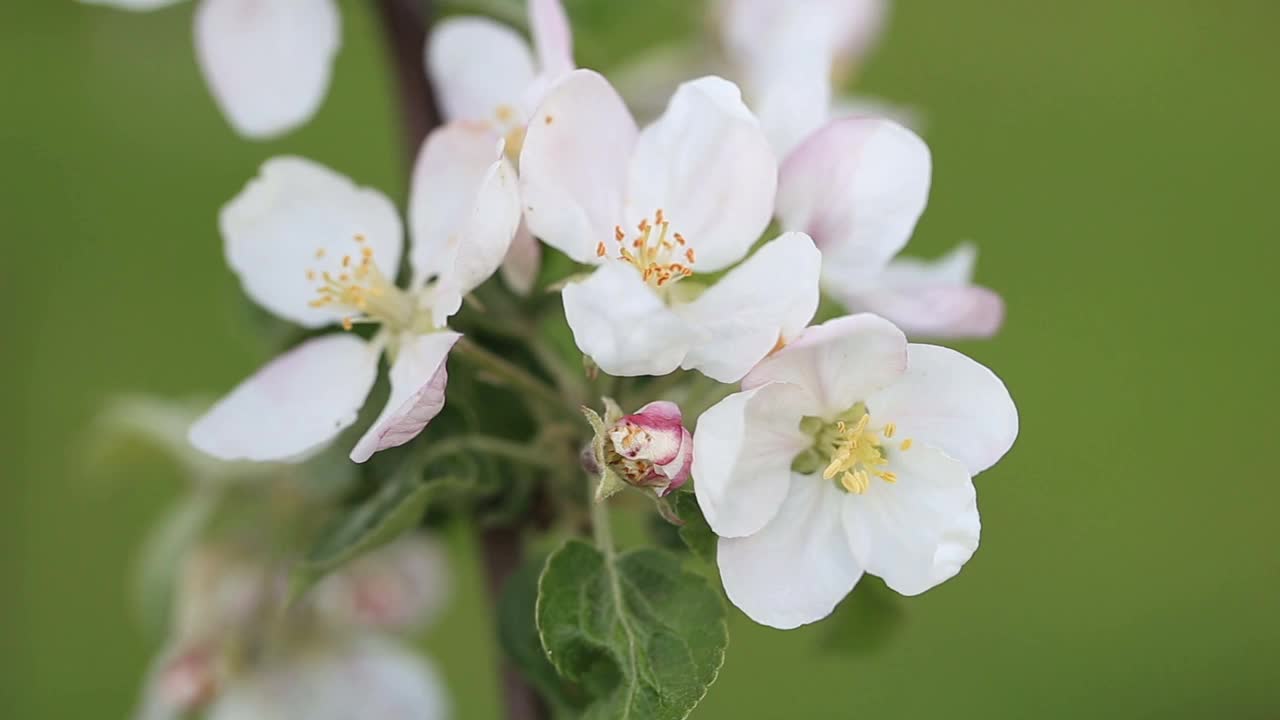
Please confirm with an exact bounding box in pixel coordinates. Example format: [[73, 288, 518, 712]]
[[426, 0, 575, 294], [80, 0, 342, 140], [189, 127, 520, 464], [778, 116, 1005, 339], [520, 69, 822, 382], [692, 314, 1017, 629], [607, 400, 693, 496]]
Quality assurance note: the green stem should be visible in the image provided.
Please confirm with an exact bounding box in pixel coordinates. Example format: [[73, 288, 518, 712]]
[[453, 337, 574, 416], [419, 434, 562, 470]]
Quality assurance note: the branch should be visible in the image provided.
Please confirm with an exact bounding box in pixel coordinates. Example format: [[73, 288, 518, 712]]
[[375, 3, 551, 718], [375, 0, 438, 162]]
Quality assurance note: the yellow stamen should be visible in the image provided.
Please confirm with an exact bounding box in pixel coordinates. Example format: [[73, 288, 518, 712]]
[[822, 412, 908, 494], [605, 209, 697, 290]]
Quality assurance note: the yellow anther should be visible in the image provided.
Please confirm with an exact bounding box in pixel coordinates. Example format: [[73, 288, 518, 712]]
[[603, 210, 697, 289], [823, 412, 902, 494], [596, 241, 608, 258], [315, 248, 327, 259], [341, 317, 353, 331], [900, 438, 913, 451], [306, 270, 316, 281]]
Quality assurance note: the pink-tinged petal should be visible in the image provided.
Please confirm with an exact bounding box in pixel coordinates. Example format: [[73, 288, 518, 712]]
[[749, 44, 831, 157], [350, 332, 461, 463], [842, 444, 979, 596], [562, 263, 693, 377], [865, 343, 1018, 476], [134, 642, 219, 720], [529, 0, 573, 77], [659, 427, 693, 494], [744, 313, 907, 419], [677, 232, 820, 383], [520, 69, 637, 263], [692, 382, 814, 538], [221, 156, 403, 328], [194, 0, 341, 139], [718, 476, 863, 629], [189, 334, 379, 462], [426, 17, 535, 124], [207, 637, 448, 720], [499, 220, 541, 295], [314, 534, 450, 631], [626, 76, 776, 272], [844, 243, 1005, 339], [778, 116, 931, 289], [408, 122, 502, 286]]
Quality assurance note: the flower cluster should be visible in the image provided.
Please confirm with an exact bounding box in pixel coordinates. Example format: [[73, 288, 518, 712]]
[[85, 0, 1021, 715]]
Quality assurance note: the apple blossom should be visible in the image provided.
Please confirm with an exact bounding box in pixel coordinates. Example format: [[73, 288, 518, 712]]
[[778, 116, 1005, 339], [692, 313, 1017, 629], [80, 0, 342, 140], [718, 0, 888, 155], [606, 400, 693, 496], [135, 537, 450, 720], [189, 125, 520, 464], [427, 0, 574, 294], [520, 69, 822, 381]]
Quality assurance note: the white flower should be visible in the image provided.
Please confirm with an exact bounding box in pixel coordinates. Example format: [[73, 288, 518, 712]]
[[135, 537, 451, 720], [206, 636, 449, 720], [718, 0, 888, 155], [189, 126, 521, 464], [80, 0, 342, 140], [778, 116, 1005, 339], [520, 69, 821, 381], [692, 314, 1018, 629], [426, 0, 575, 294]]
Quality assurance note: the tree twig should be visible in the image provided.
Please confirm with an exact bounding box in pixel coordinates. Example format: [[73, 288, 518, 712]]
[[375, 3, 551, 718]]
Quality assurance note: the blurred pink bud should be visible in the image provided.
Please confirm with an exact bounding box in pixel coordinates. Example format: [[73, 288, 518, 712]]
[[607, 401, 693, 496]]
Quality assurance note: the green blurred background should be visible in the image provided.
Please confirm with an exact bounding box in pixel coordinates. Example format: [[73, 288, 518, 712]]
[[3, 0, 1278, 717]]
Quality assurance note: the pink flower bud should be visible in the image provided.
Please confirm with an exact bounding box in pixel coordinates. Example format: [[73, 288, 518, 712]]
[[606, 401, 693, 496]]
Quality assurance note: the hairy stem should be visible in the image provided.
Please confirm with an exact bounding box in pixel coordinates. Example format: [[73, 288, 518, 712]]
[[376, 2, 549, 718]]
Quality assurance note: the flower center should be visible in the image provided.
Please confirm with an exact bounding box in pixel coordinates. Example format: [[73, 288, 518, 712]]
[[596, 208, 696, 288], [797, 404, 915, 494], [307, 234, 414, 331]]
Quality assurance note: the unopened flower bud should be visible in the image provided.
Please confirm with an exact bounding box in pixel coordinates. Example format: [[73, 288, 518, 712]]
[[605, 401, 693, 496]]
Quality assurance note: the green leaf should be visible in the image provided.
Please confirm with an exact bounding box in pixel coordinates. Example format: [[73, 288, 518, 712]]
[[672, 493, 716, 564], [537, 539, 728, 720], [498, 555, 586, 717], [289, 472, 463, 602], [820, 576, 907, 656]]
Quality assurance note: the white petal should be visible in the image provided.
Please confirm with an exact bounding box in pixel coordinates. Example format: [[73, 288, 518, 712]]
[[189, 334, 379, 462], [426, 16, 535, 124], [194, 0, 341, 139], [677, 232, 820, 383], [743, 313, 907, 418], [845, 243, 1005, 339], [561, 263, 693, 377], [221, 157, 403, 328], [80, 0, 184, 10], [692, 382, 813, 538], [499, 220, 541, 295], [750, 45, 831, 157], [778, 116, 931, 289], [529, 0, 574, 77], [626, 76, 776, 272], [350, 332, 461, 463], [718, 476, 862, 629], [520, 69, 637, 263], [865, 343, 1018, 475], [408, 122, 501, 285], [720, 0, 887, 74], [409, 127, 520, 323], [842, 444, 979, 596], [208, 637, 448, 720]]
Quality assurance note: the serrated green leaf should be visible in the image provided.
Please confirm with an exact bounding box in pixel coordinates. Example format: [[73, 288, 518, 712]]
[[498, 555, 586, 717], [290, 473, 464, 602], [536, 539, 728, 720], [673, 493, 716, 564]]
